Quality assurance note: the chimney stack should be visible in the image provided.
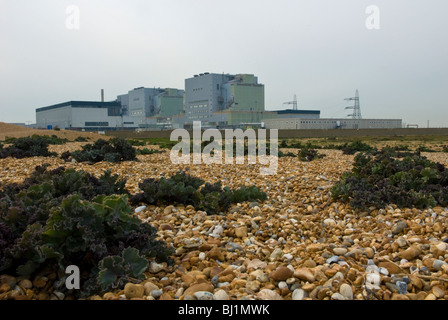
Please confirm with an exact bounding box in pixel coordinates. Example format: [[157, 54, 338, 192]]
[[101, 89, 104, 102]]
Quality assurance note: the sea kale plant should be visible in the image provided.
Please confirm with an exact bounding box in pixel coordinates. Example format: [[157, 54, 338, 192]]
[[0, 135, 58, 159], [65, 137, 137, 163], [338, 140, 377, 155], [131, 171, 268, 215], [298, 143, 326, 162], [0, 164, 173, 297], [331, 152, 448, 210]]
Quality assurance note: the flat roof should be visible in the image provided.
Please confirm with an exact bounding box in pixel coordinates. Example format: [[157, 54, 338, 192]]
[[36, 101, 120, 113], [274, 109, 320, 115]]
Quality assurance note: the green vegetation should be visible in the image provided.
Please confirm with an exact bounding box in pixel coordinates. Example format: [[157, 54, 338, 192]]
[[131, 171, 267, 215], [136, 148, 166, 155], [0, 136, 58, 159], [338, 140, 377, 155], [64, 138, 137, 163], [0, 164, 268, 296], [74, 136, 89, 142], [298, 143, 326, 161], [126, 139, 147, 146], [331, 152, 448, 210], [4, 134, 69, 145], [0, 164, 173, 297]]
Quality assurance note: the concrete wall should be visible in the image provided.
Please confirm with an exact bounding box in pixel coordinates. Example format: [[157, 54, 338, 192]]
[[184, 73, 265, 124], [37, 105, 139, 129], [229, 83, 265, 112], [36, 106, 72, 129], [185, 73, 230, 122]]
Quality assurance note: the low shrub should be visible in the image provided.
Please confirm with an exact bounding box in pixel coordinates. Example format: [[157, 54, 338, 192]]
[[74, 136, 89, 142], [338, 140, 376, 155], [127, 139, 147, 146], [0, 165, 173, 297], [298, 143, 326, 161], [136, 148, 166, 155], [331, 152, 448, 210], [0, 136, 58, 159], [67, 138, 137, 163], [131, 171, 267, 215]]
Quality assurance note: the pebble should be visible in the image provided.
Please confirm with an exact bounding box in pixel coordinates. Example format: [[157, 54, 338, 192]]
[[144, 282, 159, 295], [398, 245, 422, 260], [340, 284, 353, 300], [235, 226, 248, 238], [391, 221, 408, 235], [226, 242, 242, 252], [432, 259, 447, 271], [378, 261, 401, 275], [291, 289, 306, 300], [294, 268, 315, 282], [269, 267, 294, 281], [213, 289, 230, 300], [150, 290, 163, 299], [194, 291, 214, 300], [256, 273, 270, 283], [331, 293, 347, 300], [326, 255, 339, 264], [366, 273, 381, 290], [134, 205, 146, 213], [278, 281, 288, 290], [184, 283, 214, 297], [18, 279, 32, 289], [396, 281, 408, 295], [149, 261, 166, 273], [124, 283, 145, 299], [257, 289, 283, 300], [333, 248, 348, 256], [247, 259, 267, 270]]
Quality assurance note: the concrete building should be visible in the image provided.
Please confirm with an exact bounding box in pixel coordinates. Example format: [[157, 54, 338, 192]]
[[119, 87, 184, 127], [263, 117, 403, 130], [184, 73, 265, 125], [35, 101, 138, 130]]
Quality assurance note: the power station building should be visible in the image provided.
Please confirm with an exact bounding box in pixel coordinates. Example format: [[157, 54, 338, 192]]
[[35, 101, 137, 130], [263, 118, 402, 130], [35, 73, 402, 131], [36, 87, 184, 130], [184, 73, 265, 127], [118, 87, 184, 127]]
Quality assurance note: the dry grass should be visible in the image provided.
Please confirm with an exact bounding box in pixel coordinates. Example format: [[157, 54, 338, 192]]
[[0, 122, 108, 141]]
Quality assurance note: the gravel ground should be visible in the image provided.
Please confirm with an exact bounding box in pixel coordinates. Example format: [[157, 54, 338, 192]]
[[1, 143, 448, 300]]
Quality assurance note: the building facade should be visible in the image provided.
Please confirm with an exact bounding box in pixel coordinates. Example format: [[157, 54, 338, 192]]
[[35, 101, 138, 130], [184, 73, 265, 125], [263, 118, 403, 130]]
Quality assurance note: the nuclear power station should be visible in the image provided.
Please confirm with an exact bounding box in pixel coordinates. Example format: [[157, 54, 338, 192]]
[[35, 75, 402, 131]]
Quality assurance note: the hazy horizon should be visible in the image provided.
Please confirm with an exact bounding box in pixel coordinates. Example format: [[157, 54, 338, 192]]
[[1, 0, 447, 127]]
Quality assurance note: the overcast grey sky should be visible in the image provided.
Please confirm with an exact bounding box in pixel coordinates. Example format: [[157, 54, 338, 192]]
[[1, 0, 447, 127]]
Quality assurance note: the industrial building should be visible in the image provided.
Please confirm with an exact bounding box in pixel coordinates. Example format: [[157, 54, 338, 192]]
[[262, 90, 401, 130], [36, 86, 184, 130], [35, 101, 137, 130], [35, 76, 402, 132], [263, 118, 403, 130], [118, 87, 184, 127], [184, 73, 265, 126]]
